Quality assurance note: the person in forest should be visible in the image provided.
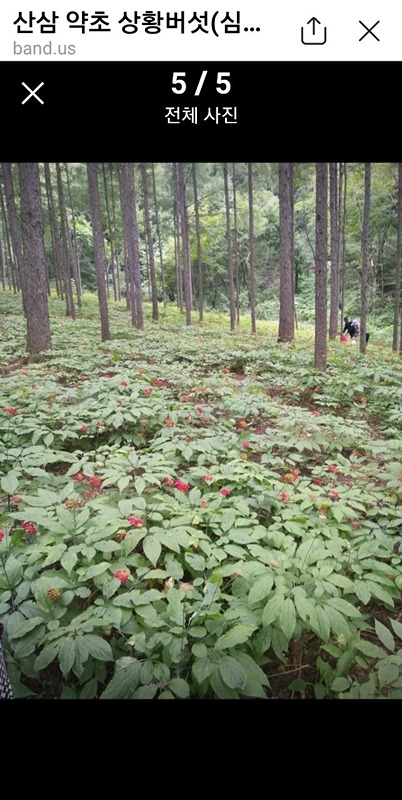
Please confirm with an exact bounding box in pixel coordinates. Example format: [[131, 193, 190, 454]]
[[343, 316, 370, 344]]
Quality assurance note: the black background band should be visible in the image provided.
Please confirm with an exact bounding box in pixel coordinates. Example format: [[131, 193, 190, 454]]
[[2, 62, 399, 161]]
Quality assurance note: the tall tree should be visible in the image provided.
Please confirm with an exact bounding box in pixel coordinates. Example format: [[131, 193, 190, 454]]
[[360, 163, 371, 354], [248, 163, 256, 335], [151, 164, 166, 306], [56, 162, 75, 319], [44, 163, 62, 299], [18, 163, 52, 355], [142, 203, 151, 301], [290, 163, 297, 330], [109, 163, 121, 301], [64, 163, 82, 307], [232, 164, 240, 324], [0, 182, 17, 293], [102, 163, 117, 301], [339, 163, 347, 338], [87, 163, 111, 341], [278, 163, 294, 342], [314, 163, 328, 371], [192, 163, 203, 323], [172, 163, 183, 311], [393, 163, 402, 351], [118, 162, 135, 320], [0, 224, 5, 290], [1, 163, 25, 311], [177, 162, 192, 325], [118, 163, 143, 329], [141, 163, 159, 321], [329, 163, 340, 339], [223, 163, 236, 331]]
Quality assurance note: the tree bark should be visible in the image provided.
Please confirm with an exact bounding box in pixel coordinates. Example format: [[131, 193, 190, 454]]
[[233, 164, 240, 324], [393, 164, 402, 351], [151, 163, 166, 306], [44, 163, 62, 298], [0, 182, 17, 292], [87, 163, 111, 341], [248, 163, 256, 335], [329, 163, 340, 339], [192, 163, 203, 323], [290, 163, 298, 330], [177, 162, 192, 325], [0, 225, 5, 290], [278, 163, 295, 342], [117, 163, 144, 329], [109, 163, 121, 301], [314, 163, 328, 371], [64, 163, 82, 307], [141, 163, 159, 320], [56, 162, 75, 319], [360, 163, 371, 354], [223, 163, 236, 331], [172, 163, 183, 310], [118, 162, 135, 321], [18, 163, 52, 355], [101, 163, 117, 301], [339, 163, 347, 339], [1, 163, 26, 312]]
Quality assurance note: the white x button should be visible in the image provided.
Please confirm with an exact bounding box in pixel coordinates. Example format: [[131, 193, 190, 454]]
[[21, 82, 44, 105]]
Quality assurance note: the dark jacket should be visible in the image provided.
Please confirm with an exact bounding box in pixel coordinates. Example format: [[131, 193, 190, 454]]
[[343, 320, 358, 337]]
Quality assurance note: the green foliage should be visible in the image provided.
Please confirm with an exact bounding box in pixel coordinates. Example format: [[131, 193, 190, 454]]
[[0, 293, 402, 698]]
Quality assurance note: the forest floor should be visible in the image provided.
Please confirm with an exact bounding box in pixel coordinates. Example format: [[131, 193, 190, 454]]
[[1, 292, 402, 700]]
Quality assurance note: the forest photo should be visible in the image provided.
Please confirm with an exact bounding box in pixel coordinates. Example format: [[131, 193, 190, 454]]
[[0, 162, 402, 700]]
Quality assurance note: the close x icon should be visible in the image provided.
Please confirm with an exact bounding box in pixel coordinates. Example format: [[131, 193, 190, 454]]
[[21, 81, 44, 104], [359, 20, 380, 42]]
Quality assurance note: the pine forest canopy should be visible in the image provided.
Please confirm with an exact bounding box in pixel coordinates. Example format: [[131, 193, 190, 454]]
[[1, 163, 402, 365]]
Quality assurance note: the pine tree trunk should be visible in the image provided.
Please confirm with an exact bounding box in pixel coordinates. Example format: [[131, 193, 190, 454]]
[[360, 163, 371, 354], [248, 163, 256, 335], [223, 163, 236, 331], [44, 163, 61, 298], [2, 163, 26, 312], [0, 182, 17, 292], [117, 162, 135, 322], [64, 163, 82, 307], [278, 163, 295, 342], [18, 163, 52, 355], [173, 163, 183, 311], [290, 163, 298, 331], [192, 163, 203, 323], [141, 163, 159, 320], [314, 163, 328, 371], [131, 165, 144, 328], [0, 226, 5, 290], [152, 163, 166, 306], [339, 164, 347, 338], [101, 164, 117, 302], [39, 166, 51, 298], [56, 162, 75, 319], [329, 163, 340, 339], [233, 164, 240, 324], [109, 164, 121, 301], [393, 164, 402, 351], [117, 163, 143, 329], [87, 163, 111, 341], [143, 204, 151, 302], [177, 162, 192, 325]]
